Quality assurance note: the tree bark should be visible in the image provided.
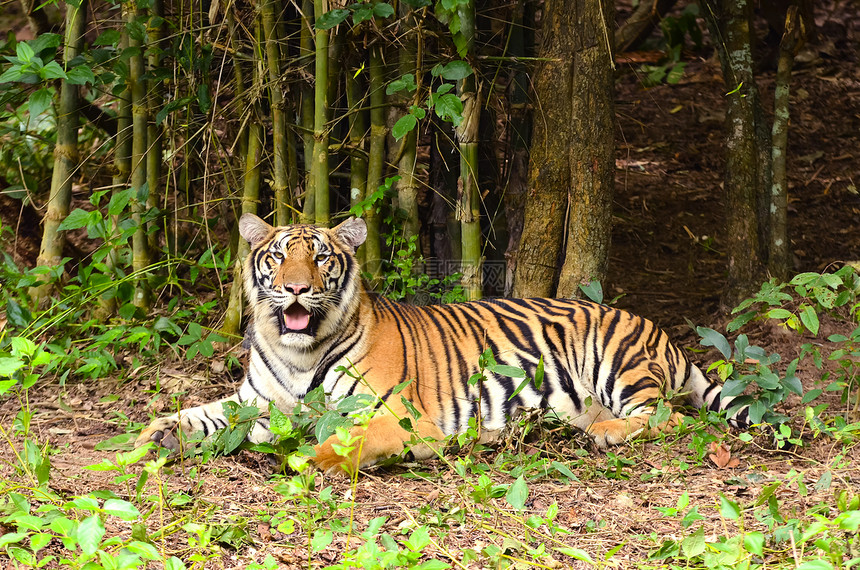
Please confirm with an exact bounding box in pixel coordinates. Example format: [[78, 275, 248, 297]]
[[513, 0, 615, 299], [700, 0, 768, 305], [769, 6, 804, 281]]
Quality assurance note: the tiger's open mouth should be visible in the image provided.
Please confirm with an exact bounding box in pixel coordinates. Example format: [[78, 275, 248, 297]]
[[275, 303, 316, 336]]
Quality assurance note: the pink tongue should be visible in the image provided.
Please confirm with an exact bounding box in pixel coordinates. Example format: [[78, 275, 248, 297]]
[[283, 304, 311, 330]]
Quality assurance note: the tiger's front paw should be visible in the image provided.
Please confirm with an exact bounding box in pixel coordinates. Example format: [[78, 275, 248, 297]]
[[312, 441, 355, 476], [136, 415, 182, 451]]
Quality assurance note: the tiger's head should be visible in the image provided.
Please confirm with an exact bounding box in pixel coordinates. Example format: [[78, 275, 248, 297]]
[[239, 214, 367, 347]]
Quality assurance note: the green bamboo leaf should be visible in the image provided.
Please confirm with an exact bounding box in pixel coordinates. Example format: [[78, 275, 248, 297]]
[[534, 355, 545, 391], [550, 461, 578, 481], [554, 547, 594, 563], [401, 396, 422, 419], [505, 475, 528, 511], [488, 363, 526, 378], [509, 377, 531, 400]]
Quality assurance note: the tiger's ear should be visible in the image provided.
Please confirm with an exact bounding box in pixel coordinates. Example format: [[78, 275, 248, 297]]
[[239, 213, 274, 247], [333, 217, 367, 253]]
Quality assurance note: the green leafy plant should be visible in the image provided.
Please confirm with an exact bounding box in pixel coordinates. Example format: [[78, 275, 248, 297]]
[[638, 4, 702, 87]]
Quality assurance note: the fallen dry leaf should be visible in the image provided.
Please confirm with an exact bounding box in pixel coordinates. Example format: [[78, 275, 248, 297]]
[[709, 442, 741, 469]]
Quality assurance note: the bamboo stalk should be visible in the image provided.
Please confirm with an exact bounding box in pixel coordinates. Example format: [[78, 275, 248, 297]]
[[346, 62, 368, 264], [364, 44, 385, 280], [95, 27, 132, 320], [227, 9, 249, 164], [262, 0, 291, 225], [456, 0, 482, 300], [312, 0, 330, 226], [126, 0, 152, 309], [300, 0, 315, 223], [147, 0, 164, 254], [31, 0, 88, 304], [222, 20, 265, 339]]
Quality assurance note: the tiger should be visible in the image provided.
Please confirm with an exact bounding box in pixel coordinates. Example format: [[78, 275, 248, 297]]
[[136, 213, 749, 472]]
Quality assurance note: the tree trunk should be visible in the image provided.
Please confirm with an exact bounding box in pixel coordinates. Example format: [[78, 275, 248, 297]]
[[364, 44, 386, 281], [700, 0, 768, 305], [503, 0, 533, 297], [769, 6, 804, 281], [513, 0, 615, 299], [393, 11, 420, 244]]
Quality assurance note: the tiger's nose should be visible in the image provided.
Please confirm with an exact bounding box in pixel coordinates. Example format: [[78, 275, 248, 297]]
[[285, 283, 310, 295]]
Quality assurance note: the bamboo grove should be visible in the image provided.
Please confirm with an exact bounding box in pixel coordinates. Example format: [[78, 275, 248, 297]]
[[1, 0, 556, 337], [0, 0, 809, 339]]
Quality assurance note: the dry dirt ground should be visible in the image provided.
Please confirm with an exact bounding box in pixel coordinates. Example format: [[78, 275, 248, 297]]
[[2, 4, 860, 569]]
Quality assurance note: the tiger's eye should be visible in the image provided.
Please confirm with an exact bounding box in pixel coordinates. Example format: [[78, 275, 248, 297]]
[[315, 253, 330, 264]]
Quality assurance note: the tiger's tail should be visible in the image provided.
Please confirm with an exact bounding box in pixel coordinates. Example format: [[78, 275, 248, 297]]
[[685, 365, 750, 428]]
